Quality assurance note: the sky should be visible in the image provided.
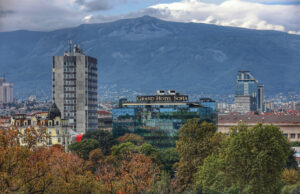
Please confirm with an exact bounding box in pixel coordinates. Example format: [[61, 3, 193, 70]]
[[0, 0, 299, 34]]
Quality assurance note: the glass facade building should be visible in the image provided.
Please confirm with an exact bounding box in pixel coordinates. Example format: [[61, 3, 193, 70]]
[[112, 92, 217, 148], [234, 71, 264, 113]]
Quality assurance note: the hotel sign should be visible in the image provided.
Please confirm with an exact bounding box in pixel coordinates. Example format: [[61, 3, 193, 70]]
[[137, 95, 188, 102]]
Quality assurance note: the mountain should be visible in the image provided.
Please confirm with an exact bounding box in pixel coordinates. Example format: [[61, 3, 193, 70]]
[[0, 16, 300, 100]]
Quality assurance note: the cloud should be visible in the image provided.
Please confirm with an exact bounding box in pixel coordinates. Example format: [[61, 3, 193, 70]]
[[83, 14, 93, 22], [0, 10, 14, 17], [0, 0, 299, 34], [75, 0, 112, 11], [0, 0, 85, 31], [147, 0, 300, 33], [288, 30, 300, 35], [250, 0, 300, 4]]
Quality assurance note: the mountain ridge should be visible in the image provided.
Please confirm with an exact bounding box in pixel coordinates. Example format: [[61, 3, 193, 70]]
[[0, 16, 300, 99]]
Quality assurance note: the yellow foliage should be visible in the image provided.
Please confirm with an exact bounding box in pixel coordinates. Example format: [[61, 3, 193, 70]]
[[282, 168, 299, 184]]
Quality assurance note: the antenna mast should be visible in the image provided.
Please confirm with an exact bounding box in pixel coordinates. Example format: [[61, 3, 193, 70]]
[[68, 40, 72, 53]]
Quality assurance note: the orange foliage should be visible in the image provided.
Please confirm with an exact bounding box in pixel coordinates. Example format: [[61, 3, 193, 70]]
[[0, 126, 161, 193], [95, 152, 159, 193], [0, 126, 98, 193], [117, 133, 144, 145]]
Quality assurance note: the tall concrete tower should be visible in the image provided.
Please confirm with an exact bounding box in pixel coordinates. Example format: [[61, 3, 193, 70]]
[[53, 41, 98, 133]]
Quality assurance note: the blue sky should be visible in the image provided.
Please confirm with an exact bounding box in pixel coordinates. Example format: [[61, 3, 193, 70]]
[[0, 0, 299, 34]]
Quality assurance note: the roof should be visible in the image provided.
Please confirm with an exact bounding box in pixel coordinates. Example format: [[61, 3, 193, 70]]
[[28, 111, 48, 116], [48, 103, 61, 120], [98, 110, 111, 115], [218, 114, 300, 124]]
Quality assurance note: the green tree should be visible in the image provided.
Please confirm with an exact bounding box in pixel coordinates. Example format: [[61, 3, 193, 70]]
[[174, 119, 224, 192], [281, 182, 300, 194], [290, 141, 300, 147], [195, 123, 291, 194], [111, 142, 140, 158], [286, 148, 298, 169], [148, 171, 174, 194], [68, 139, 99, 160], [83, 130, 117, 155], [159, 148, 179, 174]]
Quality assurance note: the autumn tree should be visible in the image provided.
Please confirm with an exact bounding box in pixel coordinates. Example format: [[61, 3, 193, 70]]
[[117, 133, 144, 145], [95, 152, 160, 193], [0, 127, 52, 193], [46, 146, 99, 193], [0, 126, 100, 193], [174, 119, 224, 192], [22, 126, 49, 149], [118, 153, 160, 193], [282, 168, 299, 185]]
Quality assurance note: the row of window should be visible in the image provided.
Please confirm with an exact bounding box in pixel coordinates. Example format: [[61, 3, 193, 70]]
[[64, 62, 75, 66], [64, 112, 75, 117], [48, 137, 62, 145], [64, 93, 75, 98], [64, 68, 76, 72], [64, 99, 76, 104], [284, 133, 300, 139], [86, 83, 97, 88], [64, 74, 76, 78], [49, 129, 60, 135], [64, 105, 76, 111], [64, 80, 76, 85], [64, 87, 76, 91]]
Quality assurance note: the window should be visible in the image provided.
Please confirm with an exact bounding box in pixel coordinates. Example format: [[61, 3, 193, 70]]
[[291, 134, 296, 139], [56, 121, 59, 126], [48, 138, 52, 145], [283, 134, 288, 138], [56, 129, 60, 135], [58, 137, 61, 143], [48, 130, 52, 135], [298, 134, 300, 139]]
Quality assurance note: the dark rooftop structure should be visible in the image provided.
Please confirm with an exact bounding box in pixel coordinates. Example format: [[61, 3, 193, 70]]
[[48, 103, 61, 120]]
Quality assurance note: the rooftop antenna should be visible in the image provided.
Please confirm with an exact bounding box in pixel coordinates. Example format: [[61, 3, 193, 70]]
[[68, 40, 72, 53]]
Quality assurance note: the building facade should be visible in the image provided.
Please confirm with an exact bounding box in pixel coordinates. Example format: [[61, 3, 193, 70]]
[[112, 91, 217, 148], [98, 110, 112, 131], [10, 104, 73, 151], [218, 114, 300, 142], [234, 71, 264, 113], [53, 43, 98, 133], [0, 77, 13, 104]]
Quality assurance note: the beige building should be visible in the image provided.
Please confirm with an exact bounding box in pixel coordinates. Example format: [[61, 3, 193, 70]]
[[10, 103, 73, 151], [218, 114, 300, 142]]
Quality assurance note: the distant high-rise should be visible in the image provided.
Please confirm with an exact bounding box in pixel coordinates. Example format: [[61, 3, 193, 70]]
[[53, 41, 98, 133], [257, 85, 264, 112], [0, 77, 13, 104], [234, 71, 264, 113]]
